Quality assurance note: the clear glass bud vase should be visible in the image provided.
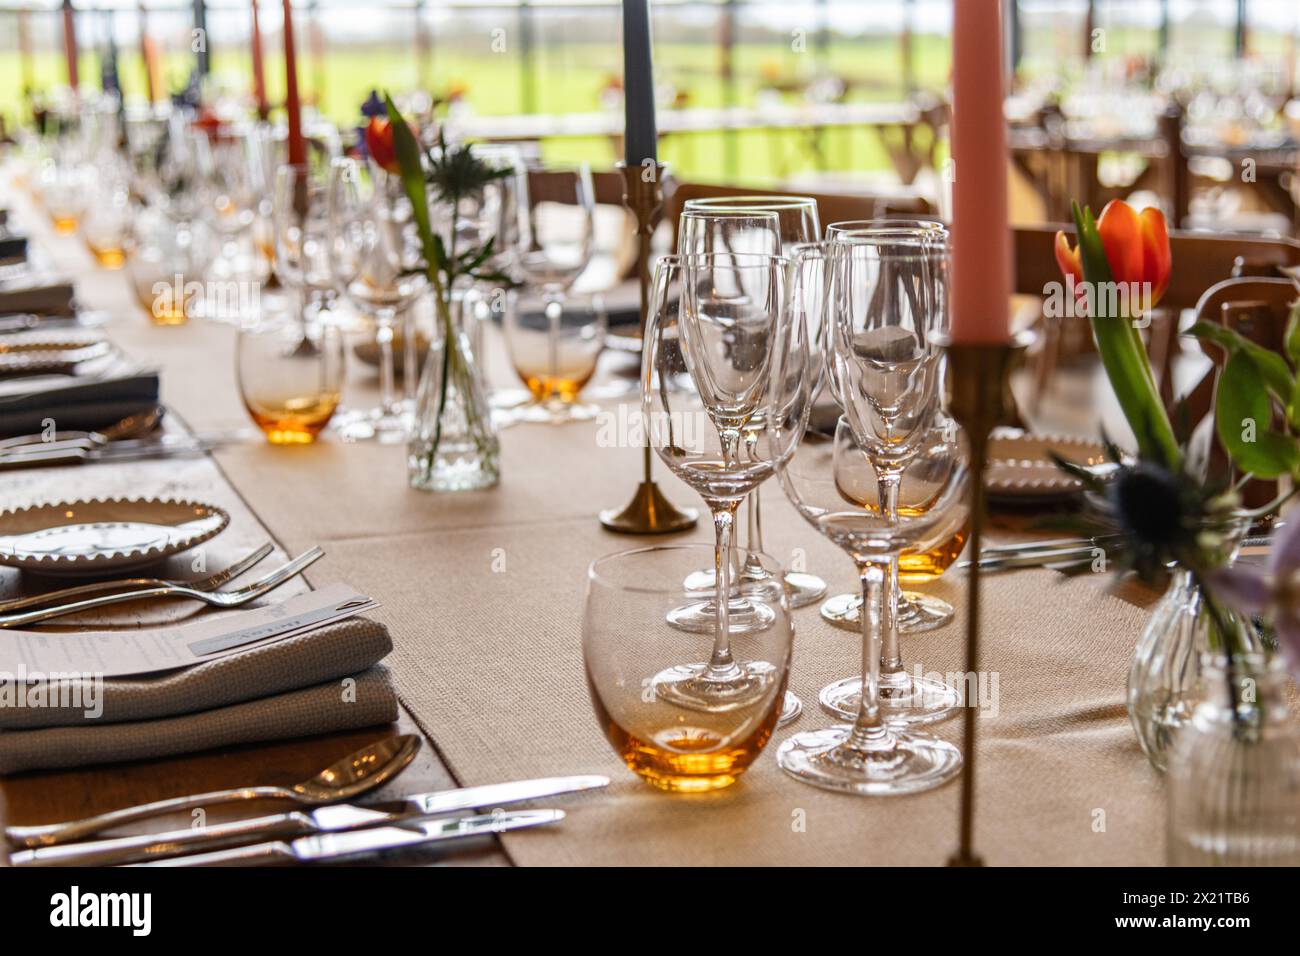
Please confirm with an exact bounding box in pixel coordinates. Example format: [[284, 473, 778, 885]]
[[1127, 567, 1262, 772], [407, 294, 500, 492], [1167, 654, 1300, 865]]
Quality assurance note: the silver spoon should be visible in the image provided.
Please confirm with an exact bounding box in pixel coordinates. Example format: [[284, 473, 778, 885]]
[[5, 734, 423, 849]]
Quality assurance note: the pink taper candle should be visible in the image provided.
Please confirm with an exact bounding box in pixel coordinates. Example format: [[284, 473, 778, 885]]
[[949, 0, 1011, 343]]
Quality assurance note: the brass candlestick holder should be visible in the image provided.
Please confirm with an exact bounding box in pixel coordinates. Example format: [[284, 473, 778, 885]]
[[937, 331, 1024, 867], [600, 160, 698, 534]]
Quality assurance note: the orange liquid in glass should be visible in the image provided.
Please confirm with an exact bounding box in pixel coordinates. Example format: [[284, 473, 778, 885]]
[[244, 393, 340, 444]]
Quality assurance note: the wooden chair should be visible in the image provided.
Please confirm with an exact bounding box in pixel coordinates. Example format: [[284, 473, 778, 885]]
[[1018, 225, 1300, 413], [1176, 277, 1297, 508]]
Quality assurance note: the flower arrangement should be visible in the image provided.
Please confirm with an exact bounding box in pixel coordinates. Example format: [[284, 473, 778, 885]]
[[374, 95, 514, 490]]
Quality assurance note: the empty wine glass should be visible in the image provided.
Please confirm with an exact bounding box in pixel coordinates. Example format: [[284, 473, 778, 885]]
[[771, 391, 969, 795], [642, 252, 805, 714], [818, 220, 958, 634], [679, 197, 829, 611], [816, 233, 962, 725], [327, 157, 429, 443], [511, 164, 596, 423]]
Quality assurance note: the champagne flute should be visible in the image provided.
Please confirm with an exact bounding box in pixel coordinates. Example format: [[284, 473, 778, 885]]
[[818, 220, 960, 633], [818, 233, 962, 725], [326, 157, 429, 443], [642, 251, 804, 713], [680, 196, 829, 610]]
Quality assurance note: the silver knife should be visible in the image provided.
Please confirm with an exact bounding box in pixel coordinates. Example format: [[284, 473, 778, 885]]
[[138, 809, 564, 867], [10, 774, 608, 867]]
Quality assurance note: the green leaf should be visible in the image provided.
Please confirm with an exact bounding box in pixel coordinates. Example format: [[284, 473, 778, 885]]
[[1215, 351, 1300, 479], [1285, 298, 1300, 370], [1071, 203, 1183, 471], [1189, 320, 1295, 404]]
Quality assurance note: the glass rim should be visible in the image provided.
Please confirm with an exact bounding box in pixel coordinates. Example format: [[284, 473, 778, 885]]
[[827, 236, 951, 260], [827, 218, 947, 232], [663, 251, 791, 268], [679, 207, 781, 221], [587, 544, 781, 593], [683, 194, 818, 212]]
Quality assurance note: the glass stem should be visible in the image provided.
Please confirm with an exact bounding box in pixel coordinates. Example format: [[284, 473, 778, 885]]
[[544, 292, 562, 407], [846, 562, 893, 752], [741, 430, 766, 580], [376, 309, 399, 417], [877, 472, 905, 680], [707, 501, 742, 677]]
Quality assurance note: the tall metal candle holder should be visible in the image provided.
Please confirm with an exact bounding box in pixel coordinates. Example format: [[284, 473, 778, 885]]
[[936, 332, 1023, 867], [599, 160, 698, 535]]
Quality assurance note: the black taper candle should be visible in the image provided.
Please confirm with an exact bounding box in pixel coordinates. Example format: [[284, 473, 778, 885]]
[[621, 0, 658, 167]]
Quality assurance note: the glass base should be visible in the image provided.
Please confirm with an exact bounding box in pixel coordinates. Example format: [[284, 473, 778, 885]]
[[507, 400, 600, 425], [821, 590, 954, 634], [666, 597, 776, 635], [681, 567, 826, 610], [778, 691, 803, 726], [819, 671, 961, 725], [651, 660, 780, 713], [777, 725, 962, 795], [333, 406, 409, 444]]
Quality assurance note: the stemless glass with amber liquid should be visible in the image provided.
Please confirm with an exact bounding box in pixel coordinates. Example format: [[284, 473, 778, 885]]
[[237, 315, 345, 445], [583, 545, 793, 793], [504, 296, 605, 423]]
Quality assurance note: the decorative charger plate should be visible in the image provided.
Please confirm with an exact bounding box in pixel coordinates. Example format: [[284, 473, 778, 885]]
[[0, 498, 230, 575], [986, 428, 1109, 501], [0, 336, 112, 376]]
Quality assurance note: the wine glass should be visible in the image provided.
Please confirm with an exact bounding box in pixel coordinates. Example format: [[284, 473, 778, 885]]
[[583, 544, 793, 792], [771, 390, 969, 795], [679, 197, 829, 611], [327, 157, 429, 443], [511, 164, 596, 423], [817, 220, 959, 634], [642, 251, 805, 714], [816, 233, 963, 725]]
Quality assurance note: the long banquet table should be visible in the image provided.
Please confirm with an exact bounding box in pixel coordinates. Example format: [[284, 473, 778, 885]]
[[0, 174, 1173, 867]]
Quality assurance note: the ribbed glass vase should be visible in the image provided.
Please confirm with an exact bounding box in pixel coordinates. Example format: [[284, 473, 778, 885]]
[[1127, 568, 1263, 772], [407, 294, 500, 492], [1167, 654, 1300, 865]]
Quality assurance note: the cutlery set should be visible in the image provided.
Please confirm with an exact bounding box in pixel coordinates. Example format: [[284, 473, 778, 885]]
[[0, 543, 323, 627], [4, 735, 607, 867]]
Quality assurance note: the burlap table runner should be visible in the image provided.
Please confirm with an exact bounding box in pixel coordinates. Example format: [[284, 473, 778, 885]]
[[22, 182, 1168, 865]]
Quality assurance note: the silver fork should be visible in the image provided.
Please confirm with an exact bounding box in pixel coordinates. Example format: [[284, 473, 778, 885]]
[[0, 542, 275, 614], [0, 548, 325, 628]]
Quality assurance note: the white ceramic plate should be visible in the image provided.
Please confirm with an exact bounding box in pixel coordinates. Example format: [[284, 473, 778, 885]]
[[0, 498, 229, 575], [986, 428, 1109, 501]]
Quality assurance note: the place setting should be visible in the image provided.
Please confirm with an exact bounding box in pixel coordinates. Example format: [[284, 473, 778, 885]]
[[1, 0, 1300, 924]]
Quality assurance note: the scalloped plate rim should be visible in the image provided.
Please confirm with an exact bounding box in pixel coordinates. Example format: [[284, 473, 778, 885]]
[[0, 496, 230, 574]]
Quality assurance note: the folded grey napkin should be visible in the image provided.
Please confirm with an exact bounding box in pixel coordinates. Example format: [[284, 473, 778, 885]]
[[0, 616, 393, 730], [0, 281, 76, 317], [0, 665, 397, 774]]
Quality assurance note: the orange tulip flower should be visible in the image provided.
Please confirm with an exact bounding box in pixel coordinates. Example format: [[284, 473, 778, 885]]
[[1054, 200, 1172, 313], [364, 117, 401, 174]]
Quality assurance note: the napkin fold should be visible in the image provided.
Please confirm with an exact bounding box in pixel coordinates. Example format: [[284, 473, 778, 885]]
[[0, 666, 397, 774], [0, 281, 76, 317], [0, 617, 398, 774], [0, 361, 159, 436]]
